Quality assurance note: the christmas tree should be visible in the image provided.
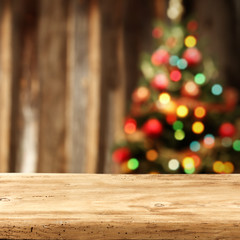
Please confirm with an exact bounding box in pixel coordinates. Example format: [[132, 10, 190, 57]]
[[112, 18, 240, 174]]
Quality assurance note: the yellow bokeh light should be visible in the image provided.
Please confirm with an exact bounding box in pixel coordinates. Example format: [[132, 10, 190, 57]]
[[194, 106, 206, 118], [146, 149, 158, 162], [213, 161, 224, 173], [176, 105, 189, 118], [159, 93, 171, 104], [184, 35, 197, 48], [182, 157, 195, 169], [224, 162, 234, 174], [192, 121, 204, 134]]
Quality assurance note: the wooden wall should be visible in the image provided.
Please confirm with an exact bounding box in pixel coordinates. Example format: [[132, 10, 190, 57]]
[[0, 0, 238, 173]]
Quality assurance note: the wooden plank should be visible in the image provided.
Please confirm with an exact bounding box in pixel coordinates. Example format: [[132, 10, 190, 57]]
[[9, 0, 39, 173], [98, 0, 125, 173], [0, 174, 240, 239], [0, 0, 12, 172], [67, 0, 90, 173], [86, 0, 101, 173], [37, 0, 68, 173]]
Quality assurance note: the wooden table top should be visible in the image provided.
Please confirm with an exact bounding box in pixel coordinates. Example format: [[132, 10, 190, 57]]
[[0, 174, 239, 239]]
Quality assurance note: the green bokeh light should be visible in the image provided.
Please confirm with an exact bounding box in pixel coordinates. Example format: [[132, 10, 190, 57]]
[[184, 167, 195, 174], [177, 59, 188, 70], [194, 73, 206, 85], [174, 130, 185, 141], [233, 140, 240, 151], [211, 84, 223, 96], [173, 120, 184, 130], [127, 158, 139, 170]]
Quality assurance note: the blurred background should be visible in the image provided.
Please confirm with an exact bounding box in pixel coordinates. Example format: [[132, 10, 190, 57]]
[[0, 0, 239, 173]]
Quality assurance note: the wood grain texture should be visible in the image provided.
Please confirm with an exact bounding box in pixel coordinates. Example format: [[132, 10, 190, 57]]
[[0, 174, 239, 239]]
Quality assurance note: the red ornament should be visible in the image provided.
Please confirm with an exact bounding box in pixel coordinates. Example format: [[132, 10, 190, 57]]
[[182, 48, 202, 67], [151, 49, 170, 66], [152, 27, 163, 39], [112, 147, 131, 163], [170, 70, 182, 82], [124, 118, 137, 134], [151, 73, 169, 90], [142, 118, 163, 137], [219, 122, 236, 138]]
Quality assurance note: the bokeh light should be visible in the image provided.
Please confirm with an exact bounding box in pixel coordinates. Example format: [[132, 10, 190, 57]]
[[159, 93, 171, 104], [224, 162, 234, 173], [211, 84, 223, 96], [169, 55, 179, 66], [233, 140, 240, 151], [194, 73, 206, 85], [191, 154, 201, 167], [190, 141, 200, 152], [203, 134, 215, 148], [221, 137, 232, 147], [176, 105, 189, 118], [173, 120, 184, 130], [213, 161, 224, 173], [177, 59, 188, 70], [183, 81, 199, 97], [168, 159, 180, 171], [127, 158, 139, 170], [182, 157, 195, 169], [192, 121, 204, 134], [194, 106, 206, 118], [146, 149, 158, 162], [124, 118, 137, 134], [184, 35, 197, 48], [170, 70, 182, 82], [174, 130, 185, 140]]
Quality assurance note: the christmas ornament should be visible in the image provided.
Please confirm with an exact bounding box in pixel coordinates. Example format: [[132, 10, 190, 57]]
[[151, 73, 169, 90], [124, 118, 137, 134], [142, 118, 163, 137], [182, 47, 202, 66], [151, 49, 170, 66], [219, 123, 236, 138], [112, 147, 131, 163]]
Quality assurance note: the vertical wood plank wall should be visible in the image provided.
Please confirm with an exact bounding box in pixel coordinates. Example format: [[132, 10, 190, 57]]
[[0, 0, 238, 173]]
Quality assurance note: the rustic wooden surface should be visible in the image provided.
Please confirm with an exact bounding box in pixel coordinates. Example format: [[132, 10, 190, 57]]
[[0, 174, 239, 239]]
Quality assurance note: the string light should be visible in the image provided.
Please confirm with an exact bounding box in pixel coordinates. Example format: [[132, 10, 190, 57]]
[[194, 73, 206, 85], [174, 130, 185, 140], [146, 150, 158, 161], [194, 106, 206, 118], [184, 167, 195, 174], [211, 84, 223, 96], [170, 70, 182, 82], [176, 105, 189, 118], [124, 118, 137, 134], [190, 141, 200, 152], [184, 35, 197, 48], [168, 159, 180, 171], [233, 140, 240, 151], [192, 121, 204, 134], [127, 158, 139, 170], [159, 93, 171, 104]]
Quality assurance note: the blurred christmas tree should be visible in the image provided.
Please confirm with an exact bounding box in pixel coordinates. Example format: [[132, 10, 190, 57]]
[[112, 15, 240, 174]]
